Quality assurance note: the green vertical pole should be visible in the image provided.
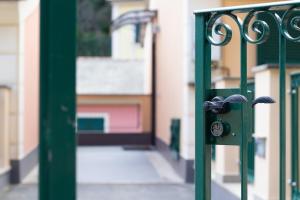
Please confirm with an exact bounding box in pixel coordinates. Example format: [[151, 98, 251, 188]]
[[195, 13, 212, 200], [240, 37, 248, 200], [279, 33, 286, 200], [291, 87, 299, 199], [39, 1, 77, 200]]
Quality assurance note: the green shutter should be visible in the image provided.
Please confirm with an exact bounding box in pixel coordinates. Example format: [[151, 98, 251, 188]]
[[257, 11, 300, 65]]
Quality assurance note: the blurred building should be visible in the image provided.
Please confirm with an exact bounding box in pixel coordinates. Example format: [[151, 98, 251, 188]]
[[0, 0, 299, 200], [110, 0, 146, 60], [80, 0, 300, 200], [76, 58, 152, 145], [0, 0, 40, 189], [75, 0, 154, 146]]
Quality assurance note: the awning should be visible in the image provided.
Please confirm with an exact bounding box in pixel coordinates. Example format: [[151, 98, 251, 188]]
[[111, 10, 157, 31]]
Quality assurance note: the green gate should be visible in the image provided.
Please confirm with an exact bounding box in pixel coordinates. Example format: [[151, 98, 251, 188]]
[[39, 1, 76, 200], [195, 1, 300, 200], [291, 73, 300, 200]]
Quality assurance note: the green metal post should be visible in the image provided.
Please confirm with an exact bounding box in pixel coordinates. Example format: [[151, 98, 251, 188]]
[[291, 87, 299, 199], [240, 37, 248, 200], [279, 32, 287, 200], [195, 13, 212, 200], [39, 1, 77, 200]]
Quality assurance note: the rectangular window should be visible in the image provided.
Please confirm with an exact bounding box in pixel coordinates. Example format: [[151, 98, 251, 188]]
[[77, 117, 105, 133], [135, 24, 141, 43]]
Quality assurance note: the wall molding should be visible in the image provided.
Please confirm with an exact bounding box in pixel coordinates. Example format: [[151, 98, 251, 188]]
[[10, 147, 38, 184], [156, 138, 194, 183], [77, 133, 152, 146], [0, 169, 10, 192], [214, 172, 241, 183]]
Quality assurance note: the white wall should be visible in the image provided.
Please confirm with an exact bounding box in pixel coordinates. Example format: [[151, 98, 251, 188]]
[[181, 0, 221, 160], [254, 66, 300, 200], [148, 0, 221, 160]]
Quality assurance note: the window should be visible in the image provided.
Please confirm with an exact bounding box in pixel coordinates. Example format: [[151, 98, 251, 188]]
[[77, 117, 104, 132], [77, 113, 109, 133], [135, 24, 141, 43]]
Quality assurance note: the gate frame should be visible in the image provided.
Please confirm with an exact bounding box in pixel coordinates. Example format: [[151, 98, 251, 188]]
[[291, 73, 300, 200], [39, 1, 77, 200], [194, 1, 300, 200]]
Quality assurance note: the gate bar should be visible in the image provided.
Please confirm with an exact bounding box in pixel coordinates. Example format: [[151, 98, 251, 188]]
[[240, 36, 248, 200], [291, 78, 299, 198], [195, 1, 300, 14], [195, 14, 212, 200], [279, 31, 287, 200], [39, 1, 77, 200]]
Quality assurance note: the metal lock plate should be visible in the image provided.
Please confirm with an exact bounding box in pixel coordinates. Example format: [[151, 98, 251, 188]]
[[206, 88, 253, 146], [210, 121, 224, 137]]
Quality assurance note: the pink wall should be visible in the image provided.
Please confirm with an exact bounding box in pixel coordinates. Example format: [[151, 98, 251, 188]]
[[24, 7, 40, 155], [77, 105, 142, 133]]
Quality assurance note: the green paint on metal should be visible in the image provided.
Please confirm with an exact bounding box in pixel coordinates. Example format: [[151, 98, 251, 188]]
[[291, 86, 299, 200], [39, 1, 77, 200], [247, 82, 255, 183], [279, 32, 287, 200], [257, 12, 300, 65], [195, 14, 212, 200], [240, 35, 248, 200], [194, 1, 300, 14], [206, 89, 247, 145], [290, 73, 300, 200], [194, 2, 300, 200]]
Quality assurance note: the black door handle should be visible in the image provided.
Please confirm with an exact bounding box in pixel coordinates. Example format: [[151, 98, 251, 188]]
[[204, 94, 247, 114], [252, 96, 276, 107]]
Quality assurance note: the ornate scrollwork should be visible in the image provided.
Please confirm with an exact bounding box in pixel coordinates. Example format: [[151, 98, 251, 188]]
[[206, 13, 241, 46], [242, 10, 271, 44], [205, 6, 300, 46], [281, 6, 300, 42]]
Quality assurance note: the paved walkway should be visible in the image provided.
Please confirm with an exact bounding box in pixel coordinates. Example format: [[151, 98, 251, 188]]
[[0, 147, 195, 200], [0, 184, 195, 200]]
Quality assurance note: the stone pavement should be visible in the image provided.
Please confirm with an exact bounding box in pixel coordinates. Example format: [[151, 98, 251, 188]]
[[0, 182, 236, 200], [0, 147, 239, 200], [23, 147, 183, 184], [0, 147, 195, 200], [0, 184, 195, 200], [76, 146, 182, 184]]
